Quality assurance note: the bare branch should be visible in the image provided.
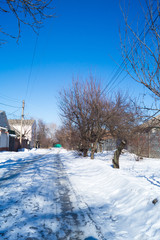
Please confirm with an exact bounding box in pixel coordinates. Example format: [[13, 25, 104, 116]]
[[0, 0, 55, 43], [120, 0, 160, 99]]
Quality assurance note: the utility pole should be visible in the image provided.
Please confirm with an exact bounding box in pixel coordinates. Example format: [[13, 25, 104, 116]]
[[20, 100, 25, 147]]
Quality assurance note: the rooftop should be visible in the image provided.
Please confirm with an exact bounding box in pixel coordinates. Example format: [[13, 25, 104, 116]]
[[8, 119, 35, 126]]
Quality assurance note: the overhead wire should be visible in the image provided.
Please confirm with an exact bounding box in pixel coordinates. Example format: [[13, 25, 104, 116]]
[[0, 92, 21, 103], [25, 32, 39, 101], [6, 108, 21, 119], [23, 17, 55, 120], [0, 102, 21, 109], [108, 14, 159, 94], [100, 2, 159, 96], [107, 14, 159, 95], [7, 109, 21, 115]]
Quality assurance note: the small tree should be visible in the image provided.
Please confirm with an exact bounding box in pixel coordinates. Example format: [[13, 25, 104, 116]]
[[104, 93, 142, 168], [47, 122, 57, 146], [36, 119, 52, 148]]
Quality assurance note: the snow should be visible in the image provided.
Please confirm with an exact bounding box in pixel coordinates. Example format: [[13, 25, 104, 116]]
[[0, 148, 160, 239], [60, 150, 160, 239]]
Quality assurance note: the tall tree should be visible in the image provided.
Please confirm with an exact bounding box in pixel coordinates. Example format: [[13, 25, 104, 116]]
[[105, 93, 142, 168], [59, 76, 109, 158]]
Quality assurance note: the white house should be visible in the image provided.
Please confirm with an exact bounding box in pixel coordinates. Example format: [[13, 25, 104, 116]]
[[8, 119, 36, 148], [0, 111, 9, 151]]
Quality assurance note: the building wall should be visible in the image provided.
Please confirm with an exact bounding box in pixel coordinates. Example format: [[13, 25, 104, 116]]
[[11, 122, 36, 148], [0, 130, 9, 151], [129, 128, 160, 158], [9, 136, 20, 151], [12, 124, 32, 141], [101, 139, 117, 151], [149, 129, 160, 158]]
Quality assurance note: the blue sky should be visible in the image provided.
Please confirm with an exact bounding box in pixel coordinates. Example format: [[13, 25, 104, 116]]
[[0, 0, 147, 126]]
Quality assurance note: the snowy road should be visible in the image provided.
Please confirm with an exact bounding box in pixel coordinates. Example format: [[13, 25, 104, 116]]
[[0, 149, 103, 240], [1, 148, 160, 239], [54, 153, 105, 240]]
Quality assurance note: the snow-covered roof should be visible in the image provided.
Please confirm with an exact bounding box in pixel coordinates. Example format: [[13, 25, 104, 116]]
[[8, 119, 35, 126]]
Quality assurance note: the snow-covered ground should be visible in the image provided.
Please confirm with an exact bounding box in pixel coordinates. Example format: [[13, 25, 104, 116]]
[[0, 148, 160, 239], [61, 149, 160, 240]]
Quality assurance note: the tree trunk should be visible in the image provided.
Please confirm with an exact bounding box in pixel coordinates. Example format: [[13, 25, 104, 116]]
[[99, 143, 103, 152], [112, 140, 126, 169], [90, 147, 94, 159], [83, 148, 88, 157], [90, 142, 97, 159]]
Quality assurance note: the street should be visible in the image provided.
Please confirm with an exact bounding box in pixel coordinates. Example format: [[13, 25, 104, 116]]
[[0, 150, 104, 240]]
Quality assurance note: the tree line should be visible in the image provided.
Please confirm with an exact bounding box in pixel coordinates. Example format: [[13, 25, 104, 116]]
[[35, 75, 144, 168], [57, 75, 143, 168]]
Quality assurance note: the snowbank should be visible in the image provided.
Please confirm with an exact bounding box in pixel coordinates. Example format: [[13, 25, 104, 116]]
[[60, 150, 160, 239]]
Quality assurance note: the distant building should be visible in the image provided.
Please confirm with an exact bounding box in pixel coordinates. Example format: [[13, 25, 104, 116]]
[[129, 115, 160, 158], [8, 119, 36, 148], [96, 131, 117, 152], [0, 111, 10, 151]]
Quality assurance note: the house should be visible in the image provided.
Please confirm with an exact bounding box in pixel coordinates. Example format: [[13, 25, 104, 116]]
[[95, 115, 160, 158], [0, 111, 10, 151], [8, 119, 36, 149], [8, 129, 20, 152], [97, 131, 117, 152], [100, 116, 160, 158], [128, 115, 160, 158]]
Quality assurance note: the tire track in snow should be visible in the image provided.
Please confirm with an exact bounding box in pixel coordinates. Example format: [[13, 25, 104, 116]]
[[0, 151, 50, 185], [55, 153, 106, 240], [54, 153, 86, 239]]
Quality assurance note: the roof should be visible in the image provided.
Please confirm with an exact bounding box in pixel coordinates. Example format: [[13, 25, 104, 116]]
[[0, 111, 10, 129], [140, 114, 160, 130], [8, 119, 35, 126], [8, 119, 36, 137], [101, 131, 115, 140]]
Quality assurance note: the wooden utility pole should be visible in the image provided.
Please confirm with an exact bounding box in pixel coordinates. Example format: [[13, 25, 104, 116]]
[[20, 100, 25, 146]]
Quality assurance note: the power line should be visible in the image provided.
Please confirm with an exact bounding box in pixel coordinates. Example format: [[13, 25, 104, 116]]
[[0, 102, 21, 109], [7, 108, 21, 115], [0, 92, 21, 103], [101, 4, 159, 96], [107, 12, 159, 94], [25, 33, 39, 101]]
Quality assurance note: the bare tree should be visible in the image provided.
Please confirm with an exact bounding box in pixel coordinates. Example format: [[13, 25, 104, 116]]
[[47, 123, 57, 140], [0, 0, 54, 43], [55, 123, 81, 150], [120, 0, 160, 102], [59, 76, 110, 158], [36, 119, 52, 148], [105, 93, 142, 168]]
